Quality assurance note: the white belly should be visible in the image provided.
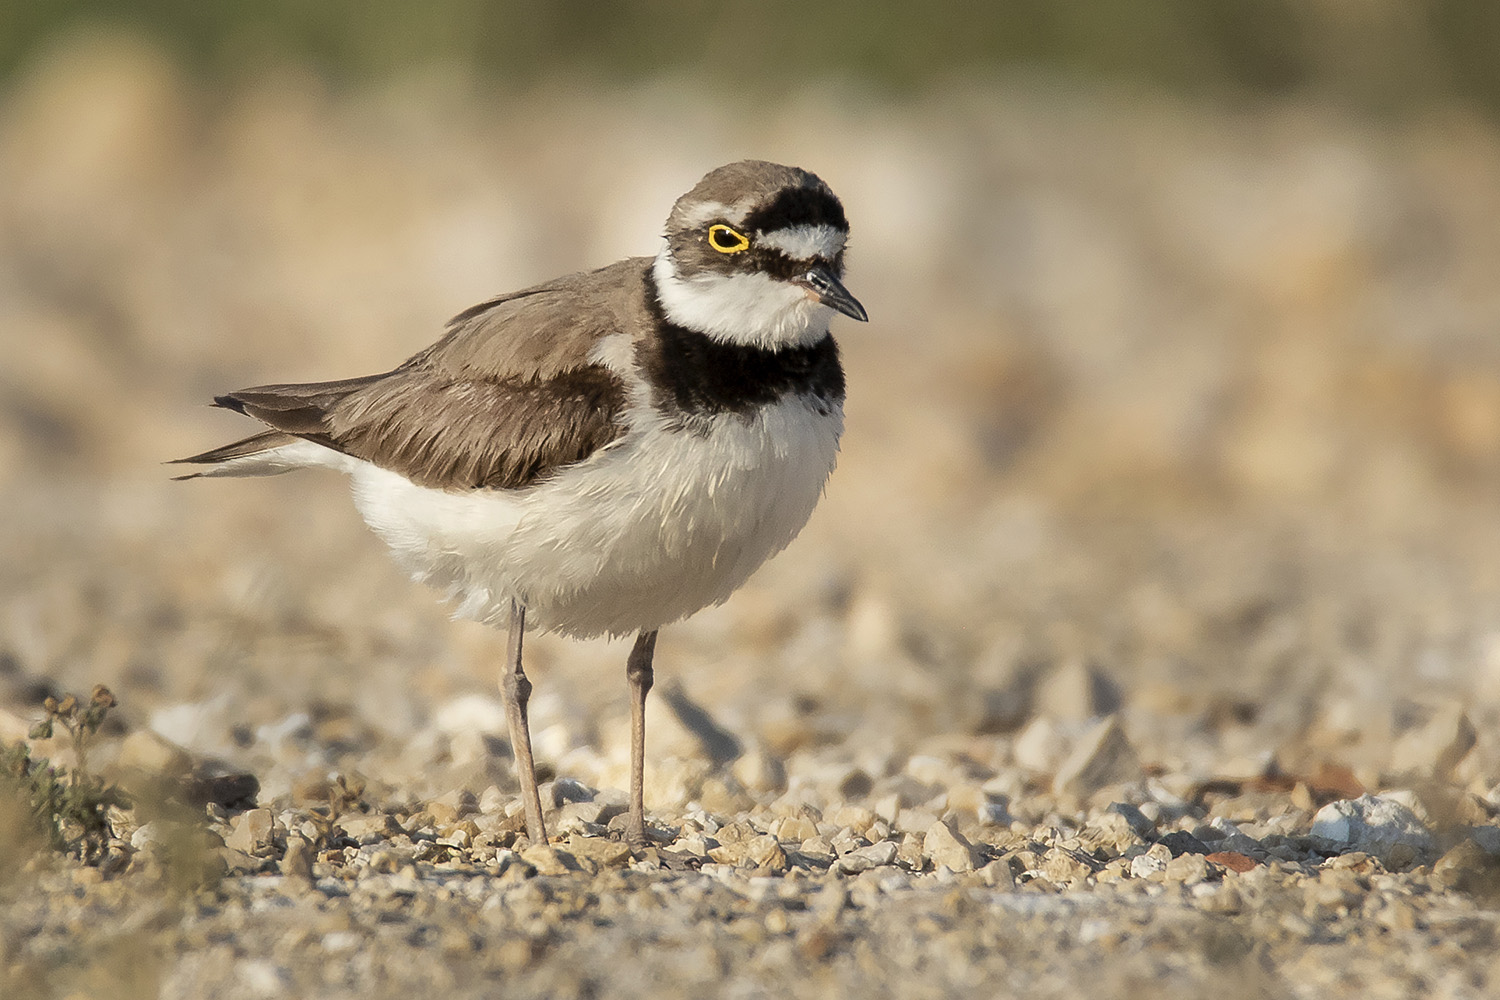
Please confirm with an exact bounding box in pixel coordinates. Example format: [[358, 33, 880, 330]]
[[346, 395, 842, 638]]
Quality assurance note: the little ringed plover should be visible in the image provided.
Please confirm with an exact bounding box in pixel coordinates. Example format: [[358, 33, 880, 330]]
[[174, 160, 867, 846]]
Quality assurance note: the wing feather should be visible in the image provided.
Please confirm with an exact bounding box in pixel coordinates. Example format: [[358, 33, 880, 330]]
[[185, 257, 652, 490]]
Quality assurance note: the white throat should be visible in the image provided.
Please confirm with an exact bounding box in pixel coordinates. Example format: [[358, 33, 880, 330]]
[[651, 250, 832, 350]]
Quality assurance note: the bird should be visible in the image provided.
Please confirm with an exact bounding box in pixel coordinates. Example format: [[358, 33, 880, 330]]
[[173, 160, 866, 847]]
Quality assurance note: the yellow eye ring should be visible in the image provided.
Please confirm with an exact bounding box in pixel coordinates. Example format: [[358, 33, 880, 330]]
[[707, 224, 751, 254]]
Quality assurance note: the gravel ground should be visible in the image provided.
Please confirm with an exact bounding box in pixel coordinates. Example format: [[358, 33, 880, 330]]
[[5, 33, 1500, 1000]]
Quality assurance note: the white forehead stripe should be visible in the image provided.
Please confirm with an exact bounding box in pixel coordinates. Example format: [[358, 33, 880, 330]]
[[677, 197, 758, 228], [756, 224, 846, 261]]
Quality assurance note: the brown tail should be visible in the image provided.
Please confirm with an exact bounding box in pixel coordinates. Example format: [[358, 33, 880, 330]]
[[171, 374, 388, 479], [211, 373, 387, 436]]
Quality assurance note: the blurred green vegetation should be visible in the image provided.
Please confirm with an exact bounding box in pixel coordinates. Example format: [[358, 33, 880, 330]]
[[0, 0, 1497, 114]]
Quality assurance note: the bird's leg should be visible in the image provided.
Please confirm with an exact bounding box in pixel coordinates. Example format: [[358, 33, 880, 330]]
[[501, 600, 547, 844], [625, 629, 658, 847]]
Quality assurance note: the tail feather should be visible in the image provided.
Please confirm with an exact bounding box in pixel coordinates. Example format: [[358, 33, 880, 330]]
[[174, 374, 387, 480], [168, 430, 301, 479], [169, 429, 359, 479], [213, 373, 385, 436]]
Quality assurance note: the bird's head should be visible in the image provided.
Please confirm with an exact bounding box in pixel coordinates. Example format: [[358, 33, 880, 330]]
[[653, 160, 867, 350]]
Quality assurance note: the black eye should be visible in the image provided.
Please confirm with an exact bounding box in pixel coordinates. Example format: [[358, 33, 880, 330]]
[[708, 224, 750, 254]]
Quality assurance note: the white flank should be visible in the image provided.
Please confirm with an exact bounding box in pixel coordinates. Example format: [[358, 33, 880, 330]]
[[347, 393, 843, 638], [651, 251, 831, 350], [756, 224, 846, 262]]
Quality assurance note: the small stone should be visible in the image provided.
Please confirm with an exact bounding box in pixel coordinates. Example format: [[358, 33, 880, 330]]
[[1156, 831, 1211, 857], [829, 805, 877, 833], [1390, 702, 1477, 781], [714, 820, 750, 843], [743, 834, 788, 872], [1013, 717, 1075, 773], [1105, 801, 1156, 836], [771, 815, 819, 842], [698, 777, 752, 815], [117, 730, 192, 776], [1311, 794, 1436, 865], [226, 808, 276, 855], [412, 840, 450, 863], [800, 835, 834, 860], [1010, 848, 1042, 874], [341, 813, 403, 843], [1432, 838, 1500, 896], [674, 835, 712, 858], [1375, 898, 1418, 932], [565, 836, 633, 869], [219, 847, 263, 874], [923, 820, 978, 873], [732, 747, 787, 794], [810, 882, 848, 918], [896, 835, 926, 870], [1199, 884, 1244, 913], [291, 773, 333, 803], [837, 768, 874, 800], [978, 859, 1016, 888], [71, 866, 103, 886], [1087, 811, 1146, 853], [1471, 825, 1500, 855], [1130, 844, 1172, 879], [494, 938, 535, 972], [894, 808, 940, 837], [434, 787, 480, 817], [479, 786, 507, 816], [1324, 850, 1372, 870], [835, 841, 897, 874], [125, 822, 159, 851], [708, 841, 747, 866], [1034, 659, 1121, 721], [1040, 848, 1095, 885], [1217, 833, 1265, 856], [1052, 715, 1141, 799], [281, 837, 315, 883], [540, 778, 598, 807], [432, 693, 508, 738], [943, 783, 987, 819], [182, 771, 260, 809], [518, 845, 580, 875], [905, 755, 953, 785], [764, 909, 790, 935], [438, 823, 475, 849], [831, 830, 869, 857], [1164, 852, 1212, 885], [1206, 851, 1258, 873], [367, 849, 401, 874], [557, 800, 608, 827], [426, 802, 459, 826]]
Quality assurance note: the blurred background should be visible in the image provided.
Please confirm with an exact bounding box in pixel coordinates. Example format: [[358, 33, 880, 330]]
[[4, 2, 1500, 804]]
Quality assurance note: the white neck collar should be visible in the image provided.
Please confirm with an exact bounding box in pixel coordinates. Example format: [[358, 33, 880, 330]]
[[651, 250, 832, 351]]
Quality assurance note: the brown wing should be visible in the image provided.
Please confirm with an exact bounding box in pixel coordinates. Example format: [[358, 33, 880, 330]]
[[214, 259, 651, 490], [413, 257, 652, 380]]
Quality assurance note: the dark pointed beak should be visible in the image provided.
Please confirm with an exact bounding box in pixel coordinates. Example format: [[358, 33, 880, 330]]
[[796, 266, 868, 322]]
